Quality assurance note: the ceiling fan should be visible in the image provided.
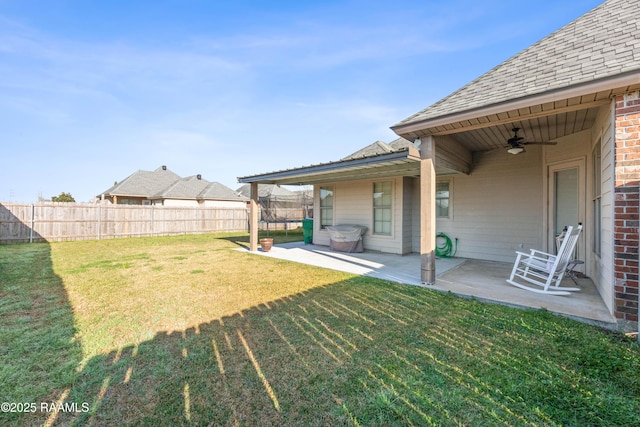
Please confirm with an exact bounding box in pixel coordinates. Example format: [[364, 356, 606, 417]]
[[505, 128, 557, 154]]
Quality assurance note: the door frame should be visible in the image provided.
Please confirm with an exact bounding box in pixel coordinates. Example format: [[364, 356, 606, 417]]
[[544, 157, 587, 271]]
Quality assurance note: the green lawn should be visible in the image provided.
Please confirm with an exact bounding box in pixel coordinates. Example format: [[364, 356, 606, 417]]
[[1, 231, 639, 426]]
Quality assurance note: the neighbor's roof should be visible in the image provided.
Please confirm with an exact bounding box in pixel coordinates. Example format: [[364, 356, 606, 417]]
[[236, 183, 298, 199], [101, 166, 181, 197], [101, 166, 246, 201], [199, 181, 247, 201], [393, 0, 640, 129], [342, 138, 413, 160], [154, 176, 247, 201]]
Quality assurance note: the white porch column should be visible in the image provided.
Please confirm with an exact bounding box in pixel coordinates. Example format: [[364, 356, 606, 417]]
[[249, 182, 259, 251], [420, 136, 436, 284]]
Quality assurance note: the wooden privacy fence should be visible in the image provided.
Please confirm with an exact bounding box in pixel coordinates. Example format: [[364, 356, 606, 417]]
[[0, 203, 251, 244]]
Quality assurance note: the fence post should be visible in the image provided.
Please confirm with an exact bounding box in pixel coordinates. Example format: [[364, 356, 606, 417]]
[[29, 204, 34, 243], [98, 204, 102, 240]]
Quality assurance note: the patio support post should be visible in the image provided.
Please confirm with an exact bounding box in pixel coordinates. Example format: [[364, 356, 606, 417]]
[[420, 136, 437, 285], [249, 182, 259, 251]]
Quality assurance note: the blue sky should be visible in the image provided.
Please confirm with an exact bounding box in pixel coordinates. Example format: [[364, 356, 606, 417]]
[[1, 0, 604, 203]]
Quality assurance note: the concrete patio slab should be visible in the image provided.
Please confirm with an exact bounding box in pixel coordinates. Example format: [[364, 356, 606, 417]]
[[434, 259, 617, 329], [243, 241, 618, 330], [244, 241, 465, 285]]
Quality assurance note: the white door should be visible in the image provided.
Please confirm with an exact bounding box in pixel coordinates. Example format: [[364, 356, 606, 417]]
[[548, 160, 586, 270]]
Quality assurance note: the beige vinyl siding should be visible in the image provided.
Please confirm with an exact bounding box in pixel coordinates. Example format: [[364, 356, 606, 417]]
[[313, 178, 406, 254], [591, 102, 615, 312], [436, 146, 544, 263]]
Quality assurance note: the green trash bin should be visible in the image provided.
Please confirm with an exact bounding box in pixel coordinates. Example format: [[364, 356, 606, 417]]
[[302, 218, 313, 244]]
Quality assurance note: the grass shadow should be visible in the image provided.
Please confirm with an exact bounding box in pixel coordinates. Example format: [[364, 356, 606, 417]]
[[3, 232, 640, 426], [0, 241, 82, 426], [32, 278, 640, 426]]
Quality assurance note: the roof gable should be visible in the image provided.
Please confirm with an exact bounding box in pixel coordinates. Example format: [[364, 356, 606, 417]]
[[395, 0, 640, 128], [199, 182, 247, 200], [102, 166, 181, 197], [155, 175, 209, 199], [342, 140, 392, 160], [101, 167, 245, 201], [342, 138, 413, 160]]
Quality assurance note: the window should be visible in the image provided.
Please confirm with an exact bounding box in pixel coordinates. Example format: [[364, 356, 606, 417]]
[[373, 181, 392, 235], [436, 181, 451, 218], [592, 140, 602, 256], [319, 186, 334, 229], [119, 198, 140, 205]]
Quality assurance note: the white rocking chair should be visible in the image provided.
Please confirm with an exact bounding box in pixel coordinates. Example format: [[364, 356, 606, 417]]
[[507, 225, 583, 295]]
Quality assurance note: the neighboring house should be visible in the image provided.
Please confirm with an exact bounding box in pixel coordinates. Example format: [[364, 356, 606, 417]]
[[239, 0, 640, 332], [98, 166, 248, 207]]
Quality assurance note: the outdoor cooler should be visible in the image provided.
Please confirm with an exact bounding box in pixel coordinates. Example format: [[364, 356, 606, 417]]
[[326, 225, 368, 253]]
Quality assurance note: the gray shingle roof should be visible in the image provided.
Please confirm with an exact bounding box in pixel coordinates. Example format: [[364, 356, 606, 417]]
[[101, 166, 181, 197], [342, 141, 393, 160], [157, 176, 247, 200], [236, 183, 298, 200], [101, 167, 246, 201], [156, 175, 209, 199], [395, 0, 640, 127], [199, 181, 247, 200], [388, 137, 413, 151], [342, 138, 413, 160]]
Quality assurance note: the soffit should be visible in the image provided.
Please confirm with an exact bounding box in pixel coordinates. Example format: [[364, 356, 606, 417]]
[[397, 80, 640, 153]]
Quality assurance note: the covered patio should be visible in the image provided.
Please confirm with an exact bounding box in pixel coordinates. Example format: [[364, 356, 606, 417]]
[[246, 241, 617, 330]]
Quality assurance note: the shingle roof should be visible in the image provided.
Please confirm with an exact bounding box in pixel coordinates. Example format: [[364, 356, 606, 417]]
[[101, 167, 246, 201], [199, 181, 247, 200], [342, 141, 393, 160], [388, 137, 413, 151], [342, 138, 413, 160], [101, 166, 181, 197], [156, 175, 209, 199], [156, 176, 247, 200], [395, 0, 640, 127], [236, 183, 298, 199]]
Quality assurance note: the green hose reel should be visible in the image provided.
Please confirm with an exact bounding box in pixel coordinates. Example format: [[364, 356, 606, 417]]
[[435, 233, 457, 258]]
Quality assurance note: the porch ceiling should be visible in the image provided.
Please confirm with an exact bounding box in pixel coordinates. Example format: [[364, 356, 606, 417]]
[[449, 105, 602, 153], [394, 78, 640, 153]]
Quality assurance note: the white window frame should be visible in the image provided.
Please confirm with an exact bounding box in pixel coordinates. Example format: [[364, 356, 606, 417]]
[[592, 139, 602, 257], [319, 186, 334, 230], [436, 179, 453, 219], [373, 181, 393, 236]]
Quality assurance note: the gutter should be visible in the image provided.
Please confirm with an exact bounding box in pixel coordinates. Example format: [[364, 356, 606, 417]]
[[238, 147, 420, 183]]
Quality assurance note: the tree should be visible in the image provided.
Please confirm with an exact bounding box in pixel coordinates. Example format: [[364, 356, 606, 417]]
[[51, 192, 76, 202]]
